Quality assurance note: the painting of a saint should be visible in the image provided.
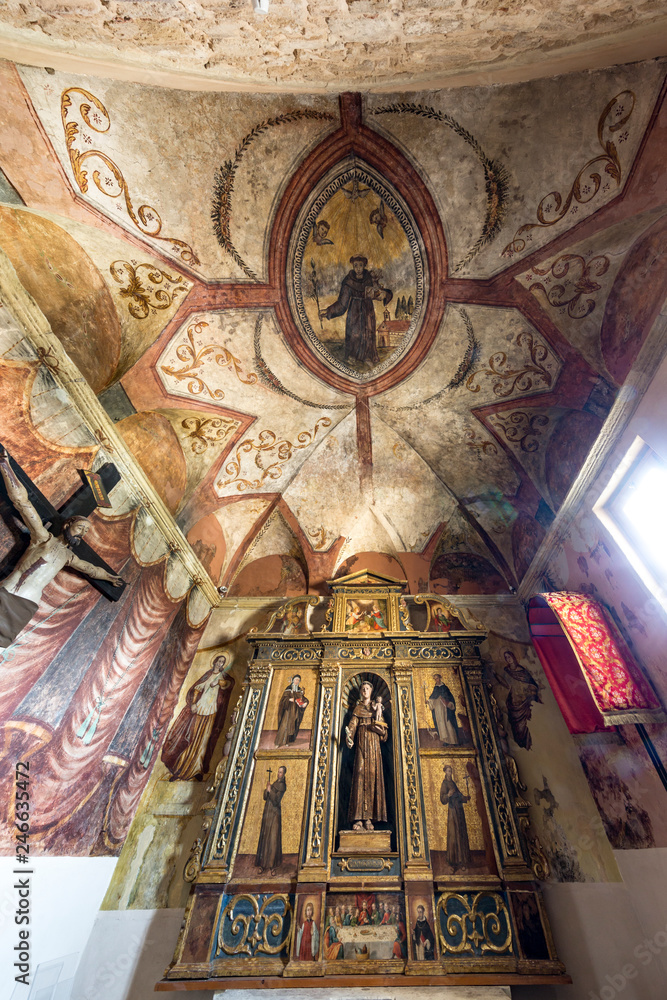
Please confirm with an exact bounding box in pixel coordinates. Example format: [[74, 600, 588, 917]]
[[319, 255, 392, 365], [296, 899, 320, 961], [495, 650, 541, 750], [440, 764, 471, 872], [345, 680, 388, 830], [255, 764, 286, 874], [427, 673, 459, 745], [161, 654, 233, 781], [275, 674, 309, 747], [412, 903, 436, 961], [291, 162, 423, 380], [432, 605, 453, 632], [344, 598, 387, 633], [279, 605, 306, 634]]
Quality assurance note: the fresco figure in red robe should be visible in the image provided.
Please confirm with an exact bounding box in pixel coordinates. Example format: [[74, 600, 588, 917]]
[[161, 654, 232, 781], [320, 255, 392, 365], [345, 680, 388, 830]]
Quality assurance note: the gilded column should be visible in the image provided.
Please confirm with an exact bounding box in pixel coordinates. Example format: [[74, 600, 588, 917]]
[[299, 660, 340, 881], [457, 638, 532, 880], [203, 659, 273, 879], [392, 659, 431, 879]]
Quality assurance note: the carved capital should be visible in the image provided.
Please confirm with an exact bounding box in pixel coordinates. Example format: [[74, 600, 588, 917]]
[[248, 661, 272, 686]]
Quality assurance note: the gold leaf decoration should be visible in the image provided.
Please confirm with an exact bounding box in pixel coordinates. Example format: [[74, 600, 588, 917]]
[[110, 261, 188, 320], [61, 87, 200, 266], [161, 320, 258, 401], [218, 416, 332, 493], [503, 91, 635, 257]]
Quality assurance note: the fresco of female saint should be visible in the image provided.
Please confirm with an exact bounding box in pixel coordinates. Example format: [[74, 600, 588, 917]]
[[319, 255, 392, 365], [161, 654, 233, 781], [345, 680, 388, 830], [495, 650, 542, 750], [440, 764, 471, 873], [275, 674, 309, 746]]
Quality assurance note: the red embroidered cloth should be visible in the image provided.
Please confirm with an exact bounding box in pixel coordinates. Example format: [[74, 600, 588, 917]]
[[542, 592, 662, 725]]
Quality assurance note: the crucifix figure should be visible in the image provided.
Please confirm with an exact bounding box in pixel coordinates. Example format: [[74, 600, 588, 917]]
[[0, 447, 124, 648]]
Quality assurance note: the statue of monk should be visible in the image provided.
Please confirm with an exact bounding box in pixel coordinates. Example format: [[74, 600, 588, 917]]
[[345, 680, 388, 831]]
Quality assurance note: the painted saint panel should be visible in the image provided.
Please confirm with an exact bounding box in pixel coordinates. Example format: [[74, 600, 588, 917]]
[[413, 665, 472, 749], [420, 754, 495, 878], [234, 754, 310, 879], [288, 157, 427, 381], [258, 666, 316, 750]]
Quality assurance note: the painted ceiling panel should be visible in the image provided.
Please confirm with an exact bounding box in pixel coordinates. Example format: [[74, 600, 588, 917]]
[[18, 66, 339, 280], [515, 207, 667, 383], [366, 61, 666, 277], [2, 58, 666, 595]]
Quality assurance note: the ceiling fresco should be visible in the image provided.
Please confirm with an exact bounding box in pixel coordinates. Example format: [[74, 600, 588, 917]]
[[0, 57, 666, 597]]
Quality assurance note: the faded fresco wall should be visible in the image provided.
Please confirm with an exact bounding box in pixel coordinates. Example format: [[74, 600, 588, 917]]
[[0, 270, 211, 858], [538, 350, 667, 852], [101, 604, 266, 910]]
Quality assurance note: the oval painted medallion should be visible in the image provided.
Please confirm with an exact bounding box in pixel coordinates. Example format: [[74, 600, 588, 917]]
[[287, 157, 428, 383]]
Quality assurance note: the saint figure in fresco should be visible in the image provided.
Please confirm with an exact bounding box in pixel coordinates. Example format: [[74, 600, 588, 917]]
[[412, 904, 436, 960], [427, 673, 460, 745], [161, 655, 233, 781], [345, 680, 389, 830], [296, 901, 319, 960], [440, 764, 471, 872], [495, 650, 541, 750], [255, 764, 286, 874], [275, 674, 309, 746], [320, 255, 392, 365]]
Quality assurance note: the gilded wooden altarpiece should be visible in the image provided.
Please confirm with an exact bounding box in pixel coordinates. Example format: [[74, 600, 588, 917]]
[[161, 572, 567, 988]]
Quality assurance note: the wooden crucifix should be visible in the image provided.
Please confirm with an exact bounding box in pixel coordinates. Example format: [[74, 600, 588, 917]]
[[0, 446, 126, 648]]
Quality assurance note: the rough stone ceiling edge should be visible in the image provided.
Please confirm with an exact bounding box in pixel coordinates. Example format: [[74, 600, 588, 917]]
[[1, 20, 666, 93]]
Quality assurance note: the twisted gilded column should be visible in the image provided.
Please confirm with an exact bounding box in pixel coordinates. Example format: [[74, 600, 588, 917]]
[[203, 659, 273, 880], [299, 660, 340, 881], [392, 659, 431, 880], [457, 639, 532, 881]]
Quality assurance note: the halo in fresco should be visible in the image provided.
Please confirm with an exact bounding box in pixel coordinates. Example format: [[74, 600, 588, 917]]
[[288, 157, 428, 382]]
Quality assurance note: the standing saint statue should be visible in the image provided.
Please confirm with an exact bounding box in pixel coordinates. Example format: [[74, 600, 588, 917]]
[[440, 764, 471, 872], [275, 674, 309, 747], [0, 447, 123, 647], [255, 764, 287, 875], [345, 680, 388, 831], [320, 255, 392, 365]]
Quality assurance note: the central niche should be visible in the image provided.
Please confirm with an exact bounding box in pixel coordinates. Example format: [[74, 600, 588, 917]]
[[287, 156, 428, 382]]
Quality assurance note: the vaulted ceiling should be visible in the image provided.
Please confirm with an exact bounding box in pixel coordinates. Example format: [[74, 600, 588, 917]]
[[0, 52, 666, 598]]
